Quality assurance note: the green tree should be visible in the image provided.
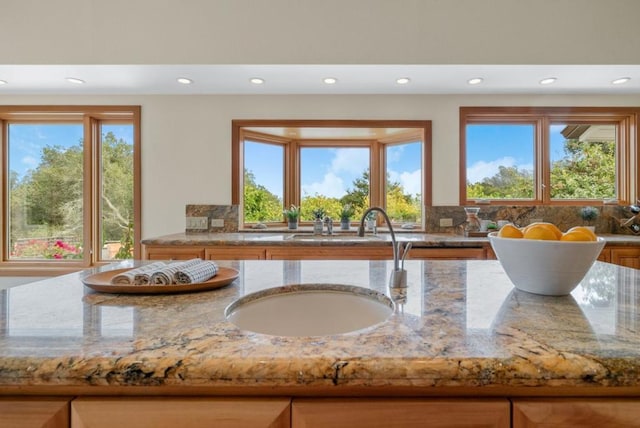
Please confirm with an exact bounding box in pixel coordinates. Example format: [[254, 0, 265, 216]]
[[467, 165, 534, 199], [550, 139, 615, 199], [102, 131, 134, 247], [243, 169, 283, 222]]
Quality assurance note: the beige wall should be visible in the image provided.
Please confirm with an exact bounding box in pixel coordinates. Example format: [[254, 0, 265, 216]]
[[2, 0, 640, 65], [2, 93, 639, 238]]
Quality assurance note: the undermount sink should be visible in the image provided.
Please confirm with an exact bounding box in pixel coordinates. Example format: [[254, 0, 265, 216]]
[[225, 284, 394, 336], [286, 233, 382, 241]]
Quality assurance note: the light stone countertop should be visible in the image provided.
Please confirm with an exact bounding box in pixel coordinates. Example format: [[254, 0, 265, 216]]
[[0, 259, 639, 396]]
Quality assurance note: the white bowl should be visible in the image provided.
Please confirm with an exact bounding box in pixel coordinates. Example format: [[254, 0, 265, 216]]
[[488, 232, 606, 296]]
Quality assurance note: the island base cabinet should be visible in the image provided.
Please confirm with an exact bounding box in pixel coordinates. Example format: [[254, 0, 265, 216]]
[[512, 399, 640, 427], [0, 397, 71, 428], [292, 398, 510, 428], [71, 397, 291, 428]]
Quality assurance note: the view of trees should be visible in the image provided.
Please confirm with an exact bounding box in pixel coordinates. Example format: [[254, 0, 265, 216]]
[[468, 138, 615, 200], [244, 168, 421, 224], [9, 131, 134, 260]]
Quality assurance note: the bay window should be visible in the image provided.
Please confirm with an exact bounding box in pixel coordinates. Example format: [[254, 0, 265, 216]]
[[233, 120, 431, 229]]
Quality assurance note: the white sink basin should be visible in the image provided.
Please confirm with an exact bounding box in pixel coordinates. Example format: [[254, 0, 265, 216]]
[[225, 284, 394, 336], [286, 233, 382, 241]]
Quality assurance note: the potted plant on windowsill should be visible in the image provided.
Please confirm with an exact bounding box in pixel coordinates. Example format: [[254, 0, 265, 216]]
[[283, 205, 300, 230], [580, 206, 599, 231], [340, 204, 355, 230]]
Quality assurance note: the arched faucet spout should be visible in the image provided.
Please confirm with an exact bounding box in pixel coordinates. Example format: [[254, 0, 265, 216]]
[[357, 207, 411, 288]]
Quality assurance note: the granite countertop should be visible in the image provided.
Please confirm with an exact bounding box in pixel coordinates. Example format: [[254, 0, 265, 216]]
[[1, 259, 639, 396], [140, 231, 640, 248]]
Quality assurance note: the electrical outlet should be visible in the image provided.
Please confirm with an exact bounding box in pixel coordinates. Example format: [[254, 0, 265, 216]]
[[211, 218, 224, 228], [439, 218, 453, 227], [529, 218, 543, 224], [186, 216, 208, 230]]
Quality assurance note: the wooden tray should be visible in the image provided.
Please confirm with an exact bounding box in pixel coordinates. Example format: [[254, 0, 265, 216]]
[[82, 267, 239, 294]]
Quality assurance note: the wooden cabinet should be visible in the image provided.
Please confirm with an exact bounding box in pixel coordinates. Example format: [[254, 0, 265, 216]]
[[409, 247, 487, 260], [292, 398, 510, 428], [205, 246, 266, 260], [265, 246, 392, 260], [71, 397, 290, 428], [0, 397, 70, 428], [143, 246, 205, 261], [512, 398, 640, 427], [142, 242, 640, 265], [610, 247, 640, 269]]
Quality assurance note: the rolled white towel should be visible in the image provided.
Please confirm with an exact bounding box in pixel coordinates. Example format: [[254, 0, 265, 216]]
[[110, 262, 167, 285], [174, 260, 219, 284], [150, 258, 203, 285]]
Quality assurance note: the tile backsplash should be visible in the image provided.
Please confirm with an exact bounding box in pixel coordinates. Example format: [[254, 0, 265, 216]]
[[186, 204, 640, 236], [185, 205, 238, 233], [426, 205, 640, 235]]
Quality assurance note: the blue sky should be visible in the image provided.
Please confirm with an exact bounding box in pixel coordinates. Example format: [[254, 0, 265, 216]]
[[245, 140, 422, 200], [8, 124, 134, 179]]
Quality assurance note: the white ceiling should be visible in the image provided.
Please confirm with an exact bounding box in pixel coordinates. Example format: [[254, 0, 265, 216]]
[[0, 64, 638, 95]]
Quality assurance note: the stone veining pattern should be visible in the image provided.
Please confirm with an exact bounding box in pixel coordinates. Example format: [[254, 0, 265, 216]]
[[0, 259, 638, 391]]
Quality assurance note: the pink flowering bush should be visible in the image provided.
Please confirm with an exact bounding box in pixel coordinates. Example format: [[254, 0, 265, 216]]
[[12, 238, 82, 260]]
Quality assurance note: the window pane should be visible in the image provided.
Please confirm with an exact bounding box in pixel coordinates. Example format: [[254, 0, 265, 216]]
[[466, 124, 535, 200], [8, 123, 84, 260], [549, 124, 616, 200], [243, 140, 284, 222], [300, 147, 369, 220], [386, 141, 422, 224], [101, 124, 134, 260]]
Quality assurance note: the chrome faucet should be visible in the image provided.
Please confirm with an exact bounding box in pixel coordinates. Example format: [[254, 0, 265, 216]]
[[324, 217, 334, 235], [358, 207, 412, 288]]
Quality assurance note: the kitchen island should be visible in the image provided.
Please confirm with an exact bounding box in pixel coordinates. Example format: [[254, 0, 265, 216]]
[[1, 259, 639, 426]]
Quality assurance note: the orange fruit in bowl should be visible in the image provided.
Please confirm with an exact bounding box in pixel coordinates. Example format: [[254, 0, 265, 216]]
[[497, 224, 523, 238], [522, 222, 563, 240], [523, 224, 558, 240], [565, 226, 597, 241], [561, 229, 597, 242]]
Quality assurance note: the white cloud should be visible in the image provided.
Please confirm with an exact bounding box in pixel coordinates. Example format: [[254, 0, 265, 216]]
[[399, 169, 421, 196], [467, 156, 533, 184], [21, 155, 39, 169], [302, 172, 346, 199], [330, 148, 369, 174]]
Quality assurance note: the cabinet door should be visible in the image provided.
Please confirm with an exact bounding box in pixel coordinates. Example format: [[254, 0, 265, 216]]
[[292, 398, 509, 428], [408, 248, 486, 260], [513, 398, 640, 427], [205, 246, 265, 260], [143, 246, 205, 261], [610, 247, 640, 269], [597, 248, 611, 263], [72, 397, 290, 428], [265, 246, 392, 260], [0, 397, 70, 428]]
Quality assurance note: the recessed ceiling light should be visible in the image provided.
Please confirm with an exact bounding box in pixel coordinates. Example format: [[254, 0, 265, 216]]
[[396, 77, 410, 85], [250, 77, 265, 85], [612, 77, 631, 85], [467, 77, 483, 85], [177, 77, 193, 85], [323, 77, 338, 85], [0, 80, 7, 85], [66, 77, 85, 84], [539, 77, 557, 85]]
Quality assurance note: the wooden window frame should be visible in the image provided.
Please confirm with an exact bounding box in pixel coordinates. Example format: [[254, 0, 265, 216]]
[[232, 120, 432, 229], [460, 107, 638, 206], [0, 105, 141, 275]]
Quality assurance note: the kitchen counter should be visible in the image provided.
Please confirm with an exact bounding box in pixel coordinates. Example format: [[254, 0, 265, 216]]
[[0, 259, 639, 397], [141, 231, 640, 248]]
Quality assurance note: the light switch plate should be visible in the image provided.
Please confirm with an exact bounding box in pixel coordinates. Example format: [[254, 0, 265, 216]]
[[186, 216, 208, 230], [211, 218, 224, 228]]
